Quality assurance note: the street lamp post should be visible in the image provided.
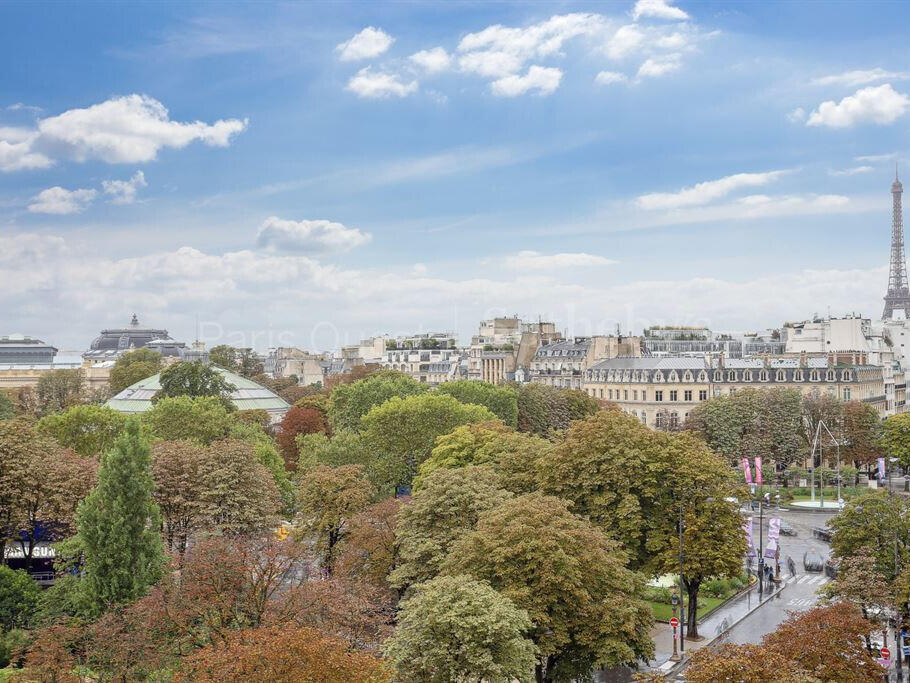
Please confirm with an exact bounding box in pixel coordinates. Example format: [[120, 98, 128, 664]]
[[678, 499, 685, 654], [670, 594, 680, 661]]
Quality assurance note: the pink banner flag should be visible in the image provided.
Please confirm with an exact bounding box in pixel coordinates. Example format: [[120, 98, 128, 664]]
[[768, 518, 781, 541], [742, 458, 753, 484], [764, 538, 778, 560], [754, 457, 763, 486]]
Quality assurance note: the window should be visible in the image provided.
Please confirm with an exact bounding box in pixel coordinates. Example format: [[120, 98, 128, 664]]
[[684, 390, 692, 401], [641, 390, 647, 401], [623, 390, 628, 400], [842, 370, 852, 381], [727, 371, 738, 381], [744, 371, 753, 381], [683, 371, 693, 382], [608, 389, 613, 400], [794, 370, 804, 381], [759, 370, 769, 382], [810, 370, 820, 382], [843, 387, 852, 400], [640, 411, 647, 424], [655, 390, 664, 402], [655, 412, 665, 428], [776, 370, 786, 382], [699, 390, 707, 401], [826, 370, 835, 381], [713, 371, 722, 381], [633, 390, 638, 400], [669, 371, 679, 382], [669, 412, 679, 429], [599, 389, 604, 398], [670, 390, 678, 401]]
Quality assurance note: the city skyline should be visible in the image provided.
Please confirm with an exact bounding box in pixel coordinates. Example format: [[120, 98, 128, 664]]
[[3, 1, 910, 349]]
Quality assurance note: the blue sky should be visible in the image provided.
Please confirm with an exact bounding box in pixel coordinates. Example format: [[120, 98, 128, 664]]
[[3, 0, 910, 351]]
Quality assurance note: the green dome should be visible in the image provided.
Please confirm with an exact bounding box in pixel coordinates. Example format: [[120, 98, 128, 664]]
[[106, 366, 290, 422]]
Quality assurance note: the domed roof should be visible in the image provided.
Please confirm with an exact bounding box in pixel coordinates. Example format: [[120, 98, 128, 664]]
[[105, 366, 290, 422]]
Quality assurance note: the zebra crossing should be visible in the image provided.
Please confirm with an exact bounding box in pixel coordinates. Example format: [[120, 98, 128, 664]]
[[784, 574, 829, 586]]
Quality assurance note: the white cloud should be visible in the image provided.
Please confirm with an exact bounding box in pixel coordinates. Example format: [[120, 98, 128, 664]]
[[807, 84, 910, 128], [829, 165, 874, 177], [102, 170, 147, 204], [410, 47, 451, 73], [0, 129, 52, 172], [491, 66, 563, 97], [856, 152, 897, 162], [656, 32, 687, 49], [607, 25, 645, 59], [811, 68, 908, 87], [335, 27, 394, 61], [6, 103, 43, 114], [504, 250, 616, 269], [636, 54, 682, 78], [636, 170, 788, 209], [632, 0, 690, 21], [595, 70, 629, 85], [27, 186, 97, 214], [786, 107, 806, 123], [346, 67, 419, 98], [256, 216, 371, 253]]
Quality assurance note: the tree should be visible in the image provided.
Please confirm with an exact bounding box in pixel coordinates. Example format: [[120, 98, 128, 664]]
[[361, 393, 496, 492], [36, 368, 85, 416], [391, 466, 512, 591], [175, 626, 388, 683], [0, 393, 14, 421], [829, 492, 910, 583], [155, 361, 236, 402], [882, 411, 910, 468], [143, 395, 234, 445], [276, 405, 328, 470], [336, 498, 401, 594], [109, 348, 162, 394], [0, 566, 41, 630], [822, 550, 894, 644], [563, 389, 600, 421], [537, 410, 666, 571], [516, 383, 569, 437], [801, 391, 844, 452], [296, 430, 379, 486], [416, 422, 551, 495], [437, 380, 519, 428], [297, 465, 374, 573], [37, 404, 128, 458], [150, 440, 205, 557], [384, 575, 537, 683], [842, 400, 882, 467], [647, 432, 747, 638], [198, 439, 282, 534], [685, 644, 808, 683], [208, 345, 264, 378], [208, 344, 238, 371], [444, 493, 653, 682], [76, 420, 166, 615], [329, 371, 427, 432]]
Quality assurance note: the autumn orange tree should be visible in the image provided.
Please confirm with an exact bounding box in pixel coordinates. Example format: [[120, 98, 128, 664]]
[[276, 405, 328, 470], [175, 626, 388, 682], [684, 644, 806, 683]]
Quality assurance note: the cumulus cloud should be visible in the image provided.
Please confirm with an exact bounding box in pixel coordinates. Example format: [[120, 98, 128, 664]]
[[607, 25, 645, 59], [346, 67, 419, 98], [491, 66, 563, 97], [27, 186, 97, 214], [811, 68, 908, 87], [636, 170, 788, 210], [0, 94, 247, 171], [631, 0, 690, 21], [102, 170, 147, 204], [807, 84, 910, 128], [335, 27, 394, 61], [504, 250, 616, 269], [256, 216, 372, 253], [595, 70, 629, 85], [636, 54, 682, 78], [410, 47, 451, 73]]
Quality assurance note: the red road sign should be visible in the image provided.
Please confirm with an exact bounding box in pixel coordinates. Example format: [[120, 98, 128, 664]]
[[669, 617, 679, 628], [881, 647, 891, 659]]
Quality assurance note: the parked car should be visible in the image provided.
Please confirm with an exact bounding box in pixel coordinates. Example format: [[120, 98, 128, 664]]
[[779, 521, 796, 536], [803, 551, 825, 573]]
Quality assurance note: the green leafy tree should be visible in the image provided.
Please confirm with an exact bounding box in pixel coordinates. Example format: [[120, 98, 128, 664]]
[[35, 368, 85, 416], [226, 421, 295, 514], [329, 371, 427, 432], [830, 492, 910, 583], [0, 566, 41, 630], [392, 466, 512, 591], [0, 393, 14, 421], [37, 404, 128, 458], [416, 422, 550, 495], [444, 493, 653, 682], [647, 432, 747, 638], [76, 420, 166, 615], [882, 412, 910, 469], [361, 393, 495, 492], [150, 440, 205, 557], [208, 344, 239, 371], [516, 383, 569, 437], [297, 464, 374, 573], [109, 348, 162, 394], [563, 389, 600, 421], [437, 380, 519, 428], [208, 345, 263, 378], [155, 361, 236, 402], [384, 574, 537, 683], [842, 400, 882, 468], [142, 395, 234, 445], [297, 430, 374, 472], [538, 410, 666, 571]]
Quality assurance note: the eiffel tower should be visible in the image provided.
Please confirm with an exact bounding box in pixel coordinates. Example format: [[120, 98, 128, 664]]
[[882, 167, 910, 319]]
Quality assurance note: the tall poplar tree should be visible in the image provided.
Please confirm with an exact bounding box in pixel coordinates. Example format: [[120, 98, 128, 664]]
[[76, 420, 165, 615]]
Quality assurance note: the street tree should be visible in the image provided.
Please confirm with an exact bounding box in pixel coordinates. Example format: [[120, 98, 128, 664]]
[[155, 361, 236, 402], [276, 405, 328, 470], [336, 498, 401, 594], [685, 644, 806, 683], [384, 574, 537, 683], [516, 383, 570, 437], [76, 420, 166, 615], [109, 348, 162, 394], [143, 395, 234, 445], [563, 389, 601, 421], [0, 393, 14, 420], [822, 550, 894, 645], [297, 464, 374, 573], [36, 368, 85, 416], [647, 431, 747, 639], [437, 380, 519, 428], [842, 400, 882, 468], [150, 440, 205, 557], [444, 493, 653, 683], [208, 345, 264, 378], [829, 492, 910, 584], [329, 371, 427, 432], [882, 411, 910, 469], [391, 466, 511, 591], [537, 410, 666, 571], [37, 404, 128, 458], [0, 566, 41, 631], [360, 393, 495, 493]]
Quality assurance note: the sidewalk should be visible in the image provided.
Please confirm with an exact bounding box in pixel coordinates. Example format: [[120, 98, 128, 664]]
[[647, 581, 786, 674]]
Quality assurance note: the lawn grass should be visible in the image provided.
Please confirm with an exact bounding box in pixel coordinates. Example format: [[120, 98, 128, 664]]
[[649, 595, 725, 622]]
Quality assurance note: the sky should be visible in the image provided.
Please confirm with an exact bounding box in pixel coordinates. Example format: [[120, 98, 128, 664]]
[[3, 0, 910, 352]]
